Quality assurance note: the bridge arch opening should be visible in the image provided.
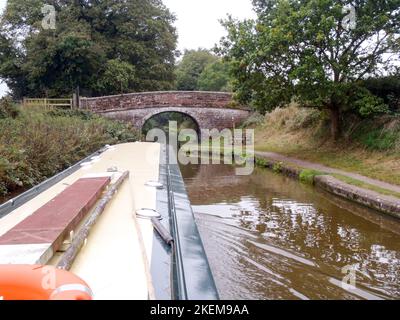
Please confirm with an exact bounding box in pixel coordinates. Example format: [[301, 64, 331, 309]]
[[141, 111, 201, 141]]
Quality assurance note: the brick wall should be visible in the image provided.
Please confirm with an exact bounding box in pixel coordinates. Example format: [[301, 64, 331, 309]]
[[80, 91, 250, 131]]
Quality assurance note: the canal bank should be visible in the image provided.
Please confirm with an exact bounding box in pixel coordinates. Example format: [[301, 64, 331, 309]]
[[254, 154, 400, 219]]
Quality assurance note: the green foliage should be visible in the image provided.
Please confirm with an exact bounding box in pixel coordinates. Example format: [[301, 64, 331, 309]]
[[175, 50, 233, 92], [96, 59, 136, 95], [349, 116, 400, 151], [0, 97, 19, 119], [272, 162, 283, 173], [0, 0, 177, 98], [25, 33, 103, 97], [255, 157, 268, 167], [103, 120, 139, 142], [299, 169, 324, 185], [360, 76, 400, 113], [197, 60, 232, 92], [358, 129, 398, 151], [219, 0, 400, 139], [0, 107, 138, 197], [354, 92, 389, 118], [175, 49, 219, 91]]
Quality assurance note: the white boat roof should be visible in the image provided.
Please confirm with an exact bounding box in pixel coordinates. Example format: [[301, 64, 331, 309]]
[[0, 142, 161, 300]]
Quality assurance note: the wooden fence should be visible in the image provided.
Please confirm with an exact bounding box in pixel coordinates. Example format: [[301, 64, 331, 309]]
[[23, 98, 73, 109]]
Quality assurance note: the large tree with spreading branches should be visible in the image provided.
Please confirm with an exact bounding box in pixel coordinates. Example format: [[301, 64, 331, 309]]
[[219, 0, 400, 139], [0, 0, 178, 98]]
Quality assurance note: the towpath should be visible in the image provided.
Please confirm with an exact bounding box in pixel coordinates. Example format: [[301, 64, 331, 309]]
[[255, 151, 400, 194]]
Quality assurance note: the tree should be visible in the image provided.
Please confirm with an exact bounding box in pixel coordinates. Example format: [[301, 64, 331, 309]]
[[96, 59, 136, 95], [219, 0, 400, 139], [0, 0, 178, 98], [198, 60, 232, 92], [175, 49, 218, 91]]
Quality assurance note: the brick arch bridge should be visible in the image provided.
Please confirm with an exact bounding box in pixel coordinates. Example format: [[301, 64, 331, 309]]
[[80, 91, 250, 132]]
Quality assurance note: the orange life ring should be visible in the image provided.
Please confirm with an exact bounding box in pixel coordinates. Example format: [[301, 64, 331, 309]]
[[0, 265, 93, 300]]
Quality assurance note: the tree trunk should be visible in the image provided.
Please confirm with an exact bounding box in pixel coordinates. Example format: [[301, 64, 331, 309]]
[[329, 106, 341, 141]]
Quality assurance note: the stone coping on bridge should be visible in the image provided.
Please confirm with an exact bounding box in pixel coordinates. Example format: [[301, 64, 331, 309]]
[[80, 91, 233, 99], [79, 91, 250, 112], [92, 105, 249, 114]]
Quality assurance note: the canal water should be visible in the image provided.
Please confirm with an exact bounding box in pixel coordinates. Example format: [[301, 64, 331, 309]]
[[181, 162, 400, 300]]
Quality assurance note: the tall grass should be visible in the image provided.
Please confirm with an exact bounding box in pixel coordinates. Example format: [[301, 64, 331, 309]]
[[0, 101, 139, 197], [351, 117, 400, 152], [257, 103, 400, 153], [261, 103, 326, 133], [252, 104, 400, 185]]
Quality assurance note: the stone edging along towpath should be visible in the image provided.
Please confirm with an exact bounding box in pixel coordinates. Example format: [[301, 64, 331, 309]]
[[254, 155, 400, 219]]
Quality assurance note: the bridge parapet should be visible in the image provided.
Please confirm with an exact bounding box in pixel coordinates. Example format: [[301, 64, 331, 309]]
[[80, 91, 247, 113], [80, 91, 251, 131]]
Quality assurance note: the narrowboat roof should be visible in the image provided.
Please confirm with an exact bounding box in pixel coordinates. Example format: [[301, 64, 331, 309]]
[[0, 142, 218, 300]]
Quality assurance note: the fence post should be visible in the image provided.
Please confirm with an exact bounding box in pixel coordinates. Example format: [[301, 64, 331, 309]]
[[75, 86, 80, 109], [72, 94, 78, 109]]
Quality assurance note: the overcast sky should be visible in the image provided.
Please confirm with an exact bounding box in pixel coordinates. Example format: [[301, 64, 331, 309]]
[[0, 0, 255, 97], [164, 0, 255, 52]]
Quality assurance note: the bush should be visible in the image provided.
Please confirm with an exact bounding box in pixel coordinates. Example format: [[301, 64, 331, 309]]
[[255, 157, 268, 167], [272, 162, 283, 173], [242, 112, 265, 128], [360, 76, 400, 112], [0, 107, 139, 197], [299, 169, 324, 185], [0, 97, 19, 119], [48, 109, 97, 120], [354, 91, 389, 118]]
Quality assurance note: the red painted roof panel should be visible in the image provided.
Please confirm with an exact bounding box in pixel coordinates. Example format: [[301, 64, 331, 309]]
[[0, 177, 110, 248]]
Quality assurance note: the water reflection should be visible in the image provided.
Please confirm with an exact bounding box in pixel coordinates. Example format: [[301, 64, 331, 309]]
[[181, 163, 400, 300]]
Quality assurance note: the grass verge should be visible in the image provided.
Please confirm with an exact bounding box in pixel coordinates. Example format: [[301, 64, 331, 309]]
[[332, 174, 400, 199], [254, 156, 400, 199]]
